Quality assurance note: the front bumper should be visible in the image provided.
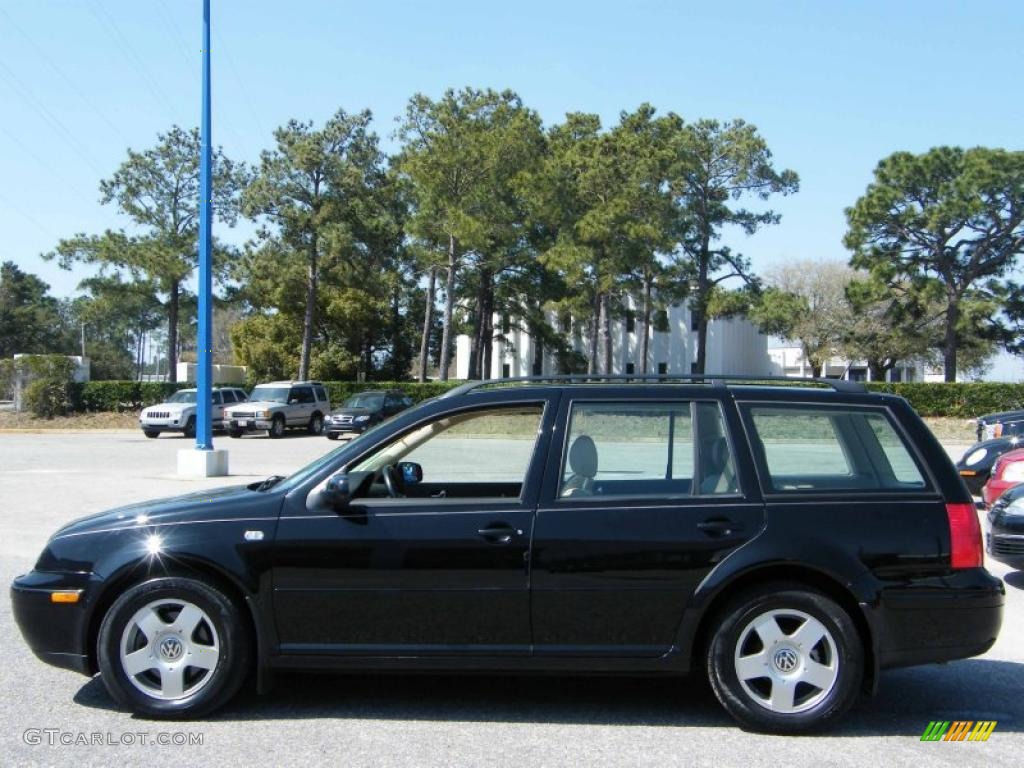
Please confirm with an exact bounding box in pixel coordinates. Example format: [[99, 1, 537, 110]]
[[988, 512, 1024, 568], [865, 568, 1004, 670], [325, 421, 370, 435], [11, 571, 95, 676], [228, 417, 273, 431]]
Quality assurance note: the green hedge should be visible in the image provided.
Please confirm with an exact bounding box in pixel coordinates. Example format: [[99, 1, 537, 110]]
[[60, 379, 1024, 419], [865, 382, 1024, 418], [69, 381, 193, 412]]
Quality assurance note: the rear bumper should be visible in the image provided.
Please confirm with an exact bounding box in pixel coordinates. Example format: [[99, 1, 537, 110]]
[[11, 571, 95, 676], [865, 568, 1004, 670]]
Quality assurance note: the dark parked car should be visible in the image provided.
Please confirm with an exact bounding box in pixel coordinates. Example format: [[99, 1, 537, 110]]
[[325, 390, 412, 440], [11, 375, 1004, 733], [955, 436, 1024, 496], [986, 482, 1024, 571], [976, 408, 1024, 442]]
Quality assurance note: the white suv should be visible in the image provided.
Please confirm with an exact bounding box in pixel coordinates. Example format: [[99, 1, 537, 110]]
[[139, 387, 249, 439], [224, 381, 331, 439]]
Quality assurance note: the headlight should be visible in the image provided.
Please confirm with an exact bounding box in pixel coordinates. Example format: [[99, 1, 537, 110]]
[[1001, 461, 1024, 483], [964, 448, 987, 466], [354, 415, 370, 422], [1005, 497, 1024, 517]]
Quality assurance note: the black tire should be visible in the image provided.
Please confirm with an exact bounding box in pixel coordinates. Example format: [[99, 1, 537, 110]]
[[228, 428, 243, 438], [308, 412, 324, 435], [96, 577, 250, 719], [143, 429, 160, 439], [268, 414, 285, 439], [326, 432, 339, 440], [706, 582, 863, 733], [182, 417, 196, 439]]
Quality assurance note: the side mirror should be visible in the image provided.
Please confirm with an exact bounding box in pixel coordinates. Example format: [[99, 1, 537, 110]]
[[397, 461, 423, 486], [322, 473, 351, 509]]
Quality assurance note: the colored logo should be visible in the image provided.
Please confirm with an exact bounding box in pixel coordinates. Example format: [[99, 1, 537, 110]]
[[921, 721, 996, 742]]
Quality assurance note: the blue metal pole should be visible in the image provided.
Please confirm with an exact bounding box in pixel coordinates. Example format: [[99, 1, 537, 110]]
[[195, 0, 213, 451]]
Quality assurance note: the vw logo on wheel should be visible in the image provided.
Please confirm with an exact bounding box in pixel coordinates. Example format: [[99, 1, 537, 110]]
[[158, 636, 184, 662], [772, 647, 799, 673]]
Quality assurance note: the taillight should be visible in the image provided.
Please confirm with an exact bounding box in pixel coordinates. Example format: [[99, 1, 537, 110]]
[[946, 502, 983, 568], [999, 458, 1024, 483]]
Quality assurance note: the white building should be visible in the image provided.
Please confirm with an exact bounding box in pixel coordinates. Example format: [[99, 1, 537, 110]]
[[766, 339, 942, 382], [766, 340, 1024, 383], [456, 300, 773, 379]]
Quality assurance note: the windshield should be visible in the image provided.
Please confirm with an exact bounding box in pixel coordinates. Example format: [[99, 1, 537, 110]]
[[344, 394, 384, 410], [168, 390, 197, 404], [250, 386, 290, 404]]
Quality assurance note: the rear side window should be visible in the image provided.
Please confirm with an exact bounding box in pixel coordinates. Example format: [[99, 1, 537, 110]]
[[559, 401, 739, 499], [744, 405, 926, 492], [292, 387, 315, 404], [314, 385, 328, 403]]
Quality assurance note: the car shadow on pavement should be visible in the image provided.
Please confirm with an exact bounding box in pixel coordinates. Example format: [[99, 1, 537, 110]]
[[73, 658, 1024, 734], [1004, 570, 1024, 590]]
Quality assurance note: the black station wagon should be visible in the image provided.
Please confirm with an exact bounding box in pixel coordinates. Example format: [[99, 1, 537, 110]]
[[11, 375, 1004, 732]]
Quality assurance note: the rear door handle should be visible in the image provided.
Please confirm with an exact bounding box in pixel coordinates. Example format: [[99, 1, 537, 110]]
[[477, 523, 521, 544], [697, 518, 743, 536]]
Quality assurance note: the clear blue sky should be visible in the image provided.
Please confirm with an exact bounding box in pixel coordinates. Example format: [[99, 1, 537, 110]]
[[2, 0, 1023, 301]]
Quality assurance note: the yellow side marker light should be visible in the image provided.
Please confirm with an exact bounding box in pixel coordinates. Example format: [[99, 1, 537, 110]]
[[50, 591, 81, 604]]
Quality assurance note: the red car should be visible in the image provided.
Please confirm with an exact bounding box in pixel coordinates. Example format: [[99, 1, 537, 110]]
[[982, 446, 1024, 506]]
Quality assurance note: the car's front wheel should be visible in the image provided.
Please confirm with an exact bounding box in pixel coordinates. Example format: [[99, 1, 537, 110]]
[[182, 417, 196, 439], [143, 429, 160, 439], [268, 415, 285, 439], [97, 577, 250, 719], [706, 583, 863, 733]]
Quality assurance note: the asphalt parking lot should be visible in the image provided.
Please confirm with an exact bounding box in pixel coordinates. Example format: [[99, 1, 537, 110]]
[[0, 431, 1020, 767]]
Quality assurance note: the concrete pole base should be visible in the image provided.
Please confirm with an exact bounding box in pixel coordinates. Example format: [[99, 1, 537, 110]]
[[177, 448, 229, 477]]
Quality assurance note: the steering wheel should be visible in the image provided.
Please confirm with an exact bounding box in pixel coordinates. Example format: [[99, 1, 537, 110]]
[[381, 464, 405, 498]]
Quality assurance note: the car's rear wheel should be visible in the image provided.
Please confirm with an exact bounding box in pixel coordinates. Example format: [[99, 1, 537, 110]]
[[97, 577, 250, 719], [268, 415, 285, 439], [143, 429, 160, 439], [706, 583, 863, 733], [182, 417, 196, 439], [308, 412, 323, 435]]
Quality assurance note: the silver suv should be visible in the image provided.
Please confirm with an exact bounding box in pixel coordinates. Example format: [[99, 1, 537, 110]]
[[139, 387, 249, 439], [224, 381, 331, 439]]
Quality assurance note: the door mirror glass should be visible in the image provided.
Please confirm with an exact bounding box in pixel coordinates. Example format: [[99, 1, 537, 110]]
[[323, 473, 351, 509], [397, 461, 423, 486]]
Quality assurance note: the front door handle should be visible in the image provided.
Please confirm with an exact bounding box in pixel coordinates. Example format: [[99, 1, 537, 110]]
[[697, 518, 743, 536], [477, 523, 521, 545]]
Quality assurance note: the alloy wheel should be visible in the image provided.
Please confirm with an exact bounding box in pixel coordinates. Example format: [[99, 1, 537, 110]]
[[118, 598, 220, 701], [732, 608, 839, 714]]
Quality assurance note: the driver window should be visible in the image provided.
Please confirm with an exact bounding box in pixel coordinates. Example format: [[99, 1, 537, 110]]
[[350, 405, 544, 500]]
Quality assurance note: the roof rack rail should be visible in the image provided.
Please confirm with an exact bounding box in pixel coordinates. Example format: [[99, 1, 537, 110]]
[[441, 373, 866, 397]]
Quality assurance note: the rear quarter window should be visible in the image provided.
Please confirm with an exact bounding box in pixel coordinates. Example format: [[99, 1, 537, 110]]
[[743, 404, 927, 493]]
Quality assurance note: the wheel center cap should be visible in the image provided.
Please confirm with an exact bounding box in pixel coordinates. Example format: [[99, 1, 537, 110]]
[[159, 636, 184, 662], [773, 647, 799, 673]]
